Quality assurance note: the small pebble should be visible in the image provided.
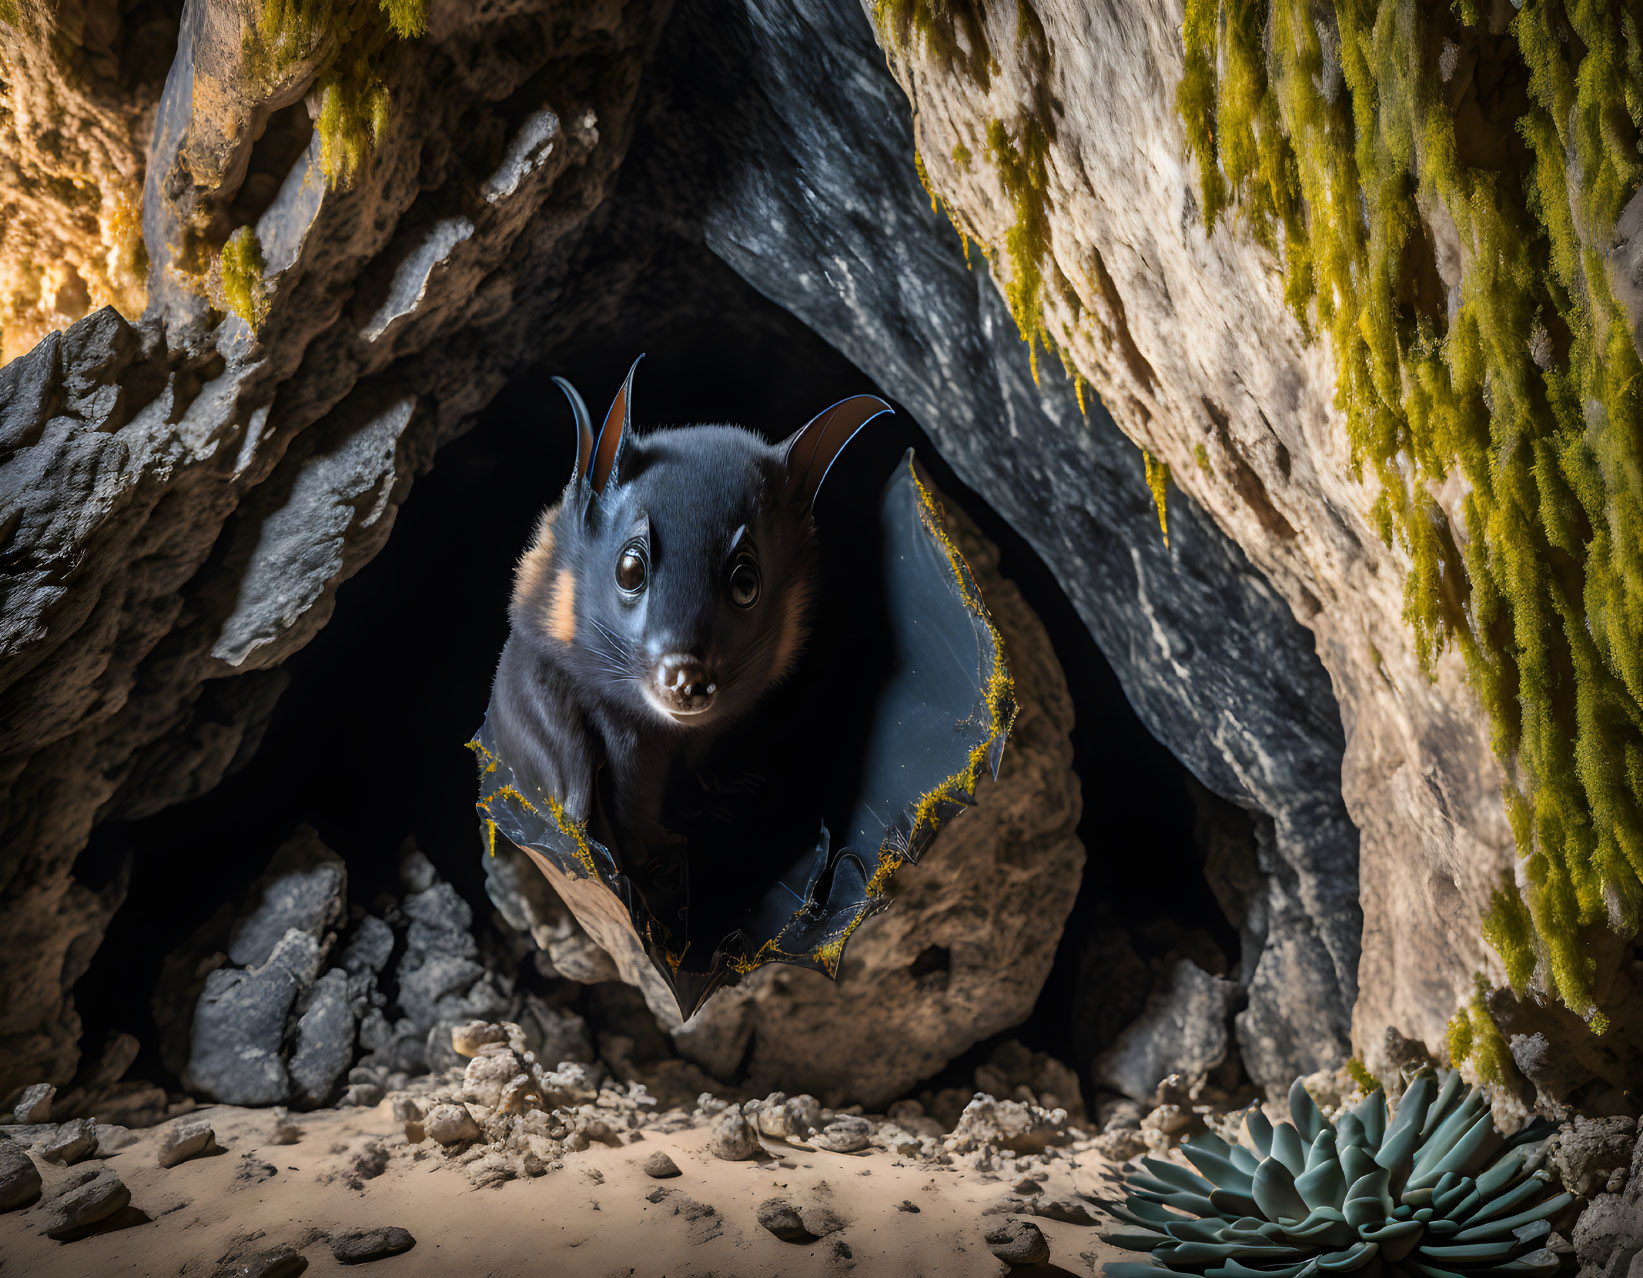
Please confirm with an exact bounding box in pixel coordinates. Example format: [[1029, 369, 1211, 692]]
[[984, 1219, 1050, 1267], [642, 1151, 681, 1179], [1012, 1177, 1041, 1195], [896, 1199, 921, 1213], [40, 1167, 130, 1240], [756, 1198, 812, 1243], [12, 1084, 53, 1125], [158, 1116, 215, 1168], [330, 1226, 416, 1264], [0, 1140, 42, 1210]]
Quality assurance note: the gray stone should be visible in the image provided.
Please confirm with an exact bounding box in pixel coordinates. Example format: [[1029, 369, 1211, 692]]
[[330, 1227, 415, 1264], [0, 1139, 41, 1210], [184, 928, 322, 1105], [38, 1117, 97, 1165], [12, 1082, 53, 1123], [337, 916, 394, 978], [706, 1108, 760, 1161], [157, 1115, 215, 1168], [1093, 957, 1242, 1102], [40, 1167, 130, 1239], [227, 826, 346, 967], [984, 1219, 1050, 1267], [287, 969, 357, 1108], [1553, 1116, 1638, 1198], [643, 1151, 681, 1179]]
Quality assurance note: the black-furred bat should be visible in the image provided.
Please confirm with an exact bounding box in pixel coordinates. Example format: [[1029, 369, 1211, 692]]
[[486, 356, 890, 869]]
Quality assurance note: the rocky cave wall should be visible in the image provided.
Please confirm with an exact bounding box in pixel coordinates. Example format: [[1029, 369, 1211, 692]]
[[0, 0, 1441, 1107], [849, 0, 1643, 1098]]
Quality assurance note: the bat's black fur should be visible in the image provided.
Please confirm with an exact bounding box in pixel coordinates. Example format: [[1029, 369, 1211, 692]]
[[487, 359, 889, 866]]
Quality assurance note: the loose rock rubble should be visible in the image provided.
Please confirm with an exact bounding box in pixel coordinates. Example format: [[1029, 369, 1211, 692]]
[[385, 1019, 653, 1186]]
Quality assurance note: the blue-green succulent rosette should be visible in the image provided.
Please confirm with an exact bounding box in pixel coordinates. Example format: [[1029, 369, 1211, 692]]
[[471, 452, 1015, 1018], [1104, 1069, 1573, 1278]]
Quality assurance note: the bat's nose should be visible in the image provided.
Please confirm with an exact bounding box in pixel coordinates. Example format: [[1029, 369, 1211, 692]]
[[653, 655, 717, 714]]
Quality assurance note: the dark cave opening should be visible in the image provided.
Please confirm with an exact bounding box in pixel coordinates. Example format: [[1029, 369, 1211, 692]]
[[73, 255, 1253, 1114]]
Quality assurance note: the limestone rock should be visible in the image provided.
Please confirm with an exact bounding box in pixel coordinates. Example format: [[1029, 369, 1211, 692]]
[[287, 969, 357, 1108], [158, 1115, 215, 1168], [227, 825, 346, 968], [183, 928, 322, 1105], [11, 1083, 53, 1124], [706, 1108, 760, 1161], [1092, 957, 1242, 1102]]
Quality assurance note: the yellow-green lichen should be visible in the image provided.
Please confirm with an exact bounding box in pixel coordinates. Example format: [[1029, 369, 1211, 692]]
[[1177, 0, 1643, 1025], [247, 0, 425, 190], [952, 141, 973, 170], [1446, 977, 1514, 1084], [1346, 1056, 1383, 1094], [1195, 441, 1214, 477], [218, 226, 267, 327], [870, 0, 997, 91], [1144, 450, 1170, 546]]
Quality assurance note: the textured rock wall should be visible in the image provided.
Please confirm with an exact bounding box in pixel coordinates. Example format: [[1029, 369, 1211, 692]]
[[638, 0, 1360, 1100], [0, 0, 172, 364], [838, 0, 1522, 1075], [0, 0, 664, 1093]]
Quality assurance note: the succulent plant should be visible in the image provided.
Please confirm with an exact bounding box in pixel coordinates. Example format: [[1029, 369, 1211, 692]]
[[1103, 1069, 1573, 1278]]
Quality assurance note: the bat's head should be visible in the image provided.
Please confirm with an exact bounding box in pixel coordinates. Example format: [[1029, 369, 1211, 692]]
[[511, 358, 891, 731]]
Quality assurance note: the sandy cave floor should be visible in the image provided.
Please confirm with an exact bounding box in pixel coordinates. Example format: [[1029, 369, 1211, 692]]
[[0, 1101, 1129, 1277]]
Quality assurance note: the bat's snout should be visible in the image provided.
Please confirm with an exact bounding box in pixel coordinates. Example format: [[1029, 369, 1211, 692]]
[[652, 655, 717, 716]]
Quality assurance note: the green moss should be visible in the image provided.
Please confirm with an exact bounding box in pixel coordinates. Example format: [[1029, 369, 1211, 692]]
[[1144, 450, 1170, 547], [0, 0, 18, 26], [871, 0, 995, 91], [1447, 977, 1514, 1084], [218, 226, 267, 327], [1176, 0, 1643, 1027], [1346, 1056, 1383, 1095], [379, 0, 426, 39], [1194, 441, 1213, 477], [247, 0, 424, 190], [986, 114, 1056, 382]]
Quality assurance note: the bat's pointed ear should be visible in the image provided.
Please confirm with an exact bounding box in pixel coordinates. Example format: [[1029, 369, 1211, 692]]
[[781, 394, 893, 507], [552, 377, 595, 484], [587, 355, 643, 501]]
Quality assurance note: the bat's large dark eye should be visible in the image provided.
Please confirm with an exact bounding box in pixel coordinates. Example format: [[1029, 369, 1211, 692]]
[[728, 555, 760, 608], [616, 544, 647, 594]]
